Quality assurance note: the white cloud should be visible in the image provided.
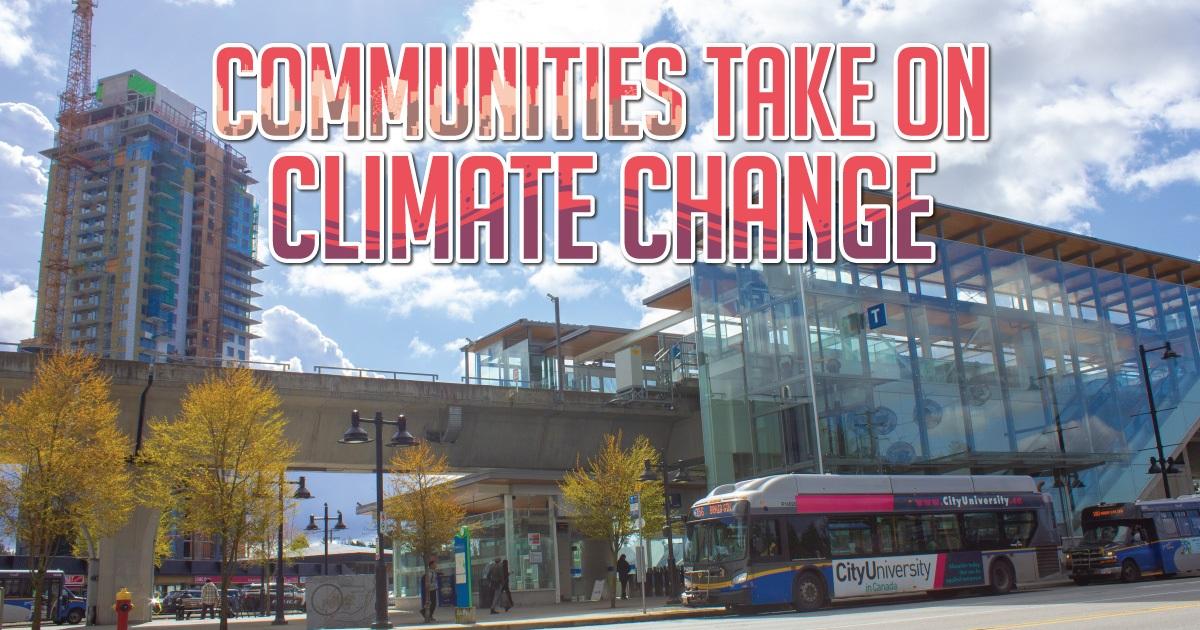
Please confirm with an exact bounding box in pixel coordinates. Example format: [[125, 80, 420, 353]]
[[0, 102, 53, 218], [578, 0, 1200, 228], [0, 102, 52, 134], [458, 0, 667, 42], [1124, 150, 1200, 190], [283, 252, 525, 322], [526, 264, 600, 300], [0, 277, 35, 342], [407, 336, 435, 358], [443, 337, 470, 352], [166, 0, 236, 6], [249, 305, 354, 373], [0, 1, 39, 69]]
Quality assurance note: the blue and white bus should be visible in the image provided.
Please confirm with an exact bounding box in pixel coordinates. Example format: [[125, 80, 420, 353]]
[[1066, 495, 1200, 584], [0, 570, 87, 625], [681, 474, 1062, 612]]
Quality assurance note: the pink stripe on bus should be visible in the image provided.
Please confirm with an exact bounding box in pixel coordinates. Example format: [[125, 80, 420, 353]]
[[794, 494, 895, 513]]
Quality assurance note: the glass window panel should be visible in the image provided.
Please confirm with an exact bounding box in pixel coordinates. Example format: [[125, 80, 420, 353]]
[[787, 516, 829, 560], [918, 514, 962, 552], [829, 517, 875, 556], [956, 312, 1008, 450], [911, 306, 970, 458], [963, 513, 1003, 549], [1001, 511, 1037, 546], [749, 518, 783, 560], [989, 249, 1030, 311]]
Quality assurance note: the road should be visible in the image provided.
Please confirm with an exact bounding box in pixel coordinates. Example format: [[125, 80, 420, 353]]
[[601, 576, 1200, 629]]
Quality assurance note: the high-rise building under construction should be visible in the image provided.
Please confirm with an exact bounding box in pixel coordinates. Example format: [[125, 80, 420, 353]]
[[33, 70, 261, 362]]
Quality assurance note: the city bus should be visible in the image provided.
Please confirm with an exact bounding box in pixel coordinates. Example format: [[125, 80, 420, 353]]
[[681, 473, 1062, 612], [0, 570, 87, 624], [1065, 495, 1200, 584]]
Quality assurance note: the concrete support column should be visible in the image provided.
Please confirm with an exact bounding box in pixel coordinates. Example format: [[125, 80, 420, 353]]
[[547, 497, 561, 601], [503, 494, 516, 582], [95, 506, 158, 624]]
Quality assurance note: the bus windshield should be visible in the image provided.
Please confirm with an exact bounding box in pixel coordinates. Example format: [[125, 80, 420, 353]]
[[685, 516, 746, 563], [1081, 523, 1130, 546]]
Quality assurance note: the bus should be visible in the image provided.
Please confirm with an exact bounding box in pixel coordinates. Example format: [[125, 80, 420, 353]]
[[0, 570, 87, 625], [681, 473, 1062, 612], [1066, 495, 1200, 584]]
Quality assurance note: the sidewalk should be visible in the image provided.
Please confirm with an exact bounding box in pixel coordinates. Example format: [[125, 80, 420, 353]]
[[0, 597, 727, 630]]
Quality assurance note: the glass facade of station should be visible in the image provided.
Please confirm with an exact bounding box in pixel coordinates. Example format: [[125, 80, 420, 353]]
[[693, 233, 1200, 531]]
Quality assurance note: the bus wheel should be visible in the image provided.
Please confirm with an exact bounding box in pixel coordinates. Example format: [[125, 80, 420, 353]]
[[793, 572, 827, 612], [1120, 560, 1141, 583], [66, 609, 84, 625], [989, 558, 1016, 595]]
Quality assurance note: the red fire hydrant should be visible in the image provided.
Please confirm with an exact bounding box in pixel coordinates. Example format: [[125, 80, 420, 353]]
[[113, 588, 134, 630]]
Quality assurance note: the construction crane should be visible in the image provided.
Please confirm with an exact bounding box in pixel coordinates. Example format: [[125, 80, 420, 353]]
[[34, 0, 96, 348]]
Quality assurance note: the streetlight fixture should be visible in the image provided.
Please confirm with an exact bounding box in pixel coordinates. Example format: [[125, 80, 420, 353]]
[[640, 457, 702, 604], [339, 410, 418, 629], [273, 475, 311, 625], [547, 294, 565, 397], [1138, 341, 1181, 498], [305, 503, 348, 576]]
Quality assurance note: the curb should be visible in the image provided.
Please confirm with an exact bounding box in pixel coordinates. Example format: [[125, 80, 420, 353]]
[[422, 606, 728, 629]]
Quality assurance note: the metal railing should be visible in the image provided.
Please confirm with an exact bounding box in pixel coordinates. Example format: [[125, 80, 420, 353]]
[[0, 342, 292, 372], [312, 365, 438, 381]]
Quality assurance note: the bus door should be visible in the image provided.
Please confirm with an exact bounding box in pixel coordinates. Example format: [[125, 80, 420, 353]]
[[1150, 511, 1196, 575], [746, 517, 790, 605]]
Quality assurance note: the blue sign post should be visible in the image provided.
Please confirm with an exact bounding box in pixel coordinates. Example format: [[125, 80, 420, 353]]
[[453, 527, 475, 623], [867, 303, 887, 330]]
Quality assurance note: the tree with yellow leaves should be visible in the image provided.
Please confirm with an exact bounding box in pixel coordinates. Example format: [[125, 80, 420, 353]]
[[0, 351, 133, 630], [385, 441, 466, 566], [559, 432, 664, 607], [138, 369, 295, 630]]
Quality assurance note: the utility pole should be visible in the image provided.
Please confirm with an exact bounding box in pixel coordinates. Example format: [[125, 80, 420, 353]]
[[547, 294, 565, 398]]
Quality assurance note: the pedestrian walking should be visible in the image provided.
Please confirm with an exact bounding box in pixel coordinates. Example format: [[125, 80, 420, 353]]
[[200, 579, 219, 620], [616, 554, 631, 600], [486, 558, 505, 614], [500, 559, 513, 611], [421, 559, 439, 623]]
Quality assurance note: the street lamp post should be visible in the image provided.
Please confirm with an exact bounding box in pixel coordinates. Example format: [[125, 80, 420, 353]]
[[274, 475, 311, 625], [1138, 342, 1182, 498], [306, 503, 348, 575], [339, 410, 418, 630], [547, 294, 565, 397], [640, 458, 700, 604]]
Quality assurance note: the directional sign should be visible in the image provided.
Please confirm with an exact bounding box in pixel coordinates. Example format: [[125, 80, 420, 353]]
[[867, 303, 887, 330]]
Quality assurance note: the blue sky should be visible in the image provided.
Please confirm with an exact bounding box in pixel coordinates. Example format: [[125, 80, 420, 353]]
[[2, 0, 1199, 541]]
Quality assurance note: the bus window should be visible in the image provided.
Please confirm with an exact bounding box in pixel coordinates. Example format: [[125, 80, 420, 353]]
[[1189, 511, 1200, 535], [1174, 511, 1194, 537], [1001, 511, 1036, 547], [876, 517, 898, 553], [750, 518, 783, 561], [893, 515, 924, 553], [829, 517, 875, 557], [918, 514, 962, 552], [1155, 513, 1179, 539], [963, 513, 1002, 549], [787, 517, 829, 560]]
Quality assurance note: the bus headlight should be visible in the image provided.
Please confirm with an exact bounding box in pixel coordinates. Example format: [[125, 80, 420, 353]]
[[732, 571, 749, 586]]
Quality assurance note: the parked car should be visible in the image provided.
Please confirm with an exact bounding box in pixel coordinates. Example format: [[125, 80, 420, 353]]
[[239, 584, 303, 612], [163, 588, 242, 617]]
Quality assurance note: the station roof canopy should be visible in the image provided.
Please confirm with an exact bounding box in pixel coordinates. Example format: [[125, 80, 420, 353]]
[[639, 195, 1200, 319], [916, 195, 1200, 288]]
